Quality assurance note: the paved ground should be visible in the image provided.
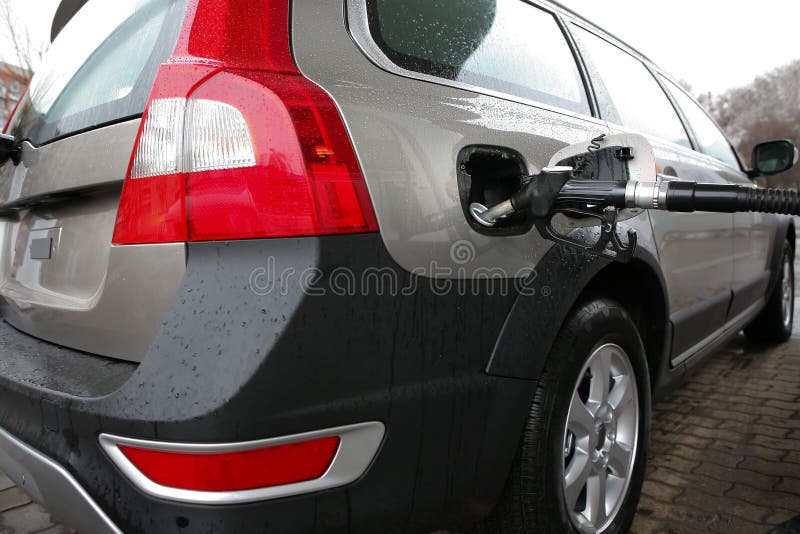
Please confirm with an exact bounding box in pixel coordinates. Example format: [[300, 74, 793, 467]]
[[2, 276, 800, 533], [0, 470, 64, 534], [631, 332, 800, 533], [629, 253, 800, 534]]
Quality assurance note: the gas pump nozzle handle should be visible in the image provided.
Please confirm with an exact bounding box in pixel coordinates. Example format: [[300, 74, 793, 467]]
[[469, 166, 574, 227]]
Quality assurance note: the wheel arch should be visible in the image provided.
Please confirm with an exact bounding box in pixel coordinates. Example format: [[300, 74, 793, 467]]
[[766, 216, 795, 295], [486, 245, 670, 395], [579, 255, 670, 393]]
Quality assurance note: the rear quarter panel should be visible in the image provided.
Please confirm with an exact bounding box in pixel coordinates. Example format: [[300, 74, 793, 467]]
[[291, 0, 659, 280]]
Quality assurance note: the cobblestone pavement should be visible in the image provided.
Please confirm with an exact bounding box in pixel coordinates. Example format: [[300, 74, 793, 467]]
[[631, 331, 800, 533], [0, 470, 65, 533], [630, 254, 800, 534], [2, 275, 800, 533]]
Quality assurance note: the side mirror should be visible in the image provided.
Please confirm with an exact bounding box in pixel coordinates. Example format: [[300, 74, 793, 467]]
[[751, 139, 798, 177]]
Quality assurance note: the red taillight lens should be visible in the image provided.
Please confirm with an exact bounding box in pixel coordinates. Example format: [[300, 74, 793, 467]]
[[112, 0, 378, 245], [185, 70, 377, 241], [3, 90, 25, 134], [118, 436, 339, 492]]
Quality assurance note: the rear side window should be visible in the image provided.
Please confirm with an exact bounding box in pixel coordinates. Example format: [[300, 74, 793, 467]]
[[9, 0, 188, 146], [662, 78, 740, 169], [571, 26, 691, 149], [367, 0, 591, 115]]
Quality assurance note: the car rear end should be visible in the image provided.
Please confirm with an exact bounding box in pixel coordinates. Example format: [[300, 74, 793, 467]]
[[0, 1, 538, 532]]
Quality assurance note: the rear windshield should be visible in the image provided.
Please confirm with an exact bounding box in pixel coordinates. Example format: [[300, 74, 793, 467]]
[[8, 0, 187, 146], [366, 0, 590, 115]]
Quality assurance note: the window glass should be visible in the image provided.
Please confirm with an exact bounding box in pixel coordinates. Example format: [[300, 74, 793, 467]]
[[368, 0, 591, 115], [571, 25, 690, 148], [9, 0, 187, 145], [663, 78, 740, 169]]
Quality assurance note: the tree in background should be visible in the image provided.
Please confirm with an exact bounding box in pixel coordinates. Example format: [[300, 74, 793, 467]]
[[699, 60, 800, 188], [0, 0, 46, 125], [0, 0, 46, 76]]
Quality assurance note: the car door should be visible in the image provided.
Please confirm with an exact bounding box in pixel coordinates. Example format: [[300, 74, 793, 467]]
[[661, 79, 773, 319], [568, 23, 735, 364]]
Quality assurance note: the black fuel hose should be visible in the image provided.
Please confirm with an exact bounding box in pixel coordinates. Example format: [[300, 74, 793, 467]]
[[663, 182, 800, 214], [563, 179, 800, 216]]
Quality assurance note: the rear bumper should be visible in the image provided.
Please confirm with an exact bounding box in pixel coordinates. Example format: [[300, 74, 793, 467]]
[[0, 233, 539, 533], [0, 425, 119, 534]]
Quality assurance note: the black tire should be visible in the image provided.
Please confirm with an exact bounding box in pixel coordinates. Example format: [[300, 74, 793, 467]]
[[744, 240, 794, 344], [476, 298, 651, 534]]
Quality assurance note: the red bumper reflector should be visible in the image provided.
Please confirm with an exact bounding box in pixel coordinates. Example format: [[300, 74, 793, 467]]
[[118, 436, 340, 491]]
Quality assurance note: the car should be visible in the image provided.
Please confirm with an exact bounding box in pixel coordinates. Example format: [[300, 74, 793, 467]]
[[0, 0, 795, 533]]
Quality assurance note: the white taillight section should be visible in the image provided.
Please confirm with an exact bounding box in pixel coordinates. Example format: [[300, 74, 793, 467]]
[[186, 100, 256, 172], [131, 98, 184, 178], [131, 98, 256, 179]]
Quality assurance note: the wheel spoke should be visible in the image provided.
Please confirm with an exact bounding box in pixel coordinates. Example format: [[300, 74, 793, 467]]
[[586, 467, 608, 526], [564, 450, 591, 511], [569, 394, 595, 437], [782, 255, 793, 327], [607, 441, 631, 477], [589, 348, 611, 405], [608, 375, 633, 412]]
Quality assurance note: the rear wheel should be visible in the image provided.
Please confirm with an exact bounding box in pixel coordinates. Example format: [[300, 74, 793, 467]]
[[563, 342, 640, 532], [744, 240, 794, 343], [476, 299, 651, 534]]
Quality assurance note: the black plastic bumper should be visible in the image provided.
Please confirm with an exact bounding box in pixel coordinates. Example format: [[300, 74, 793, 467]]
[[0, 234, 541, 533]]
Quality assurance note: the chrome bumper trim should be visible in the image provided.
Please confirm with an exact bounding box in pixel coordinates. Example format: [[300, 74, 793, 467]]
[[0, 425, 120, 534], [100, 421, 385, 505]]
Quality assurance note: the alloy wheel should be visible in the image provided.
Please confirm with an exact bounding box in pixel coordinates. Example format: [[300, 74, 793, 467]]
[[562, 343, 639, 533]]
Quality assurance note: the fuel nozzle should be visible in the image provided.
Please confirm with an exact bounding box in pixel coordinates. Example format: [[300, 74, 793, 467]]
[[468, 160, 638, 262], [469, 166, 574, 227], [466, 133, 800, 264]]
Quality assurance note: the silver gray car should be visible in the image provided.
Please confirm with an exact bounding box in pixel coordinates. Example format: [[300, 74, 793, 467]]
[[0, 0, 794, 533]]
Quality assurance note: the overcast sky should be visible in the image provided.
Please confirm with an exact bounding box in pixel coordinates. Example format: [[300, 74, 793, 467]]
[[3, 0, 800, 96], [2, 0, 59, 68], [559, 0, 800, 94]]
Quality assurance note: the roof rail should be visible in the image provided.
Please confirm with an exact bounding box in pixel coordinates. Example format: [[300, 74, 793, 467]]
[[546, 0, 652, 62]]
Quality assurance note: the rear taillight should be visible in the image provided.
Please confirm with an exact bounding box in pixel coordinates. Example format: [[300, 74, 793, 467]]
[[3, 89, 26, 134], [112, 0, 377, 245]]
